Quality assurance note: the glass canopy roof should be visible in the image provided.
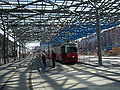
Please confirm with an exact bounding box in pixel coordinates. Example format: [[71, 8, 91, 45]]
[[0, 0, 120, 44]]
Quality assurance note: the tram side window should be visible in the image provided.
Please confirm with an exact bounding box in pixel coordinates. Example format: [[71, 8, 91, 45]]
[[67, 47, 77, 53], [61, 46, 65, 53]]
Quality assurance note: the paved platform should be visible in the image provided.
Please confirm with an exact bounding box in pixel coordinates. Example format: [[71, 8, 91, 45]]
[[0, 57, 120, 90], [79, 55, 120, 66]]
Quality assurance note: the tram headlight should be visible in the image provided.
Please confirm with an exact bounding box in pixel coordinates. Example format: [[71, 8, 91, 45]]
[[72, 56, 74, 58]]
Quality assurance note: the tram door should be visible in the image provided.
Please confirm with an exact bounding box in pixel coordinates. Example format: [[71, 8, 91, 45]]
[[61, 46, 65, 61]]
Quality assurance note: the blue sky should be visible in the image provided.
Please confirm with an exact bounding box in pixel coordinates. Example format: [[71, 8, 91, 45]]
[[26, 42, 40, 49]]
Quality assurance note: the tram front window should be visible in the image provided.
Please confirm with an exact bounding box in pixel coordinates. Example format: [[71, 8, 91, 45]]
[[67, 47, 77, 53]]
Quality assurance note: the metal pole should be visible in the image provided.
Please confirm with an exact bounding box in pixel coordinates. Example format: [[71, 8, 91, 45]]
[[6, 15, 9, 63], [23, 45, 25, 58], [6, 33, 9, 63], [67, 32, 70, 43], [96, 8, 102, 66], [3, 29, 6, 64], [1, 15, 7, 64], [22, 44, 24, 58], [19, 45, 21, 59], [48, 43, 49, 52], [14, 38, 16, 61]]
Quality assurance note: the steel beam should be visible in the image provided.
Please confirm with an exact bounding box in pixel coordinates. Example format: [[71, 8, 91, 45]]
[[2, 0, 43, 13], [0, 9, 95, 14]]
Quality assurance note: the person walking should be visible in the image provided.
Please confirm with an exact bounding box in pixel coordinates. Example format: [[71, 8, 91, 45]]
[[41, 51, 46, 67], [51, 50, 56, 68]]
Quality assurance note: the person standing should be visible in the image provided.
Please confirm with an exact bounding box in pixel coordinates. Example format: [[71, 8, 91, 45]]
[[41, 51, 46, 67], [51, 50, 56, 68]]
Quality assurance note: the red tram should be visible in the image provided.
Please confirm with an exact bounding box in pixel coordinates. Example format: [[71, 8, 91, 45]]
[[54, 43, 78, 63]]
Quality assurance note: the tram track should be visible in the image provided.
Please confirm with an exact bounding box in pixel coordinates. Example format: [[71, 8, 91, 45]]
[[79, 63, 120, 75], [0, 67, 19, 90], [67, 63, 120, 83], [0, 59, 33, 90]]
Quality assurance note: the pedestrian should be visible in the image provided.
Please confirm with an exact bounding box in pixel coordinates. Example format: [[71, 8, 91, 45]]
[[51, 50, 56, 68], [41, 51, 46, 67]]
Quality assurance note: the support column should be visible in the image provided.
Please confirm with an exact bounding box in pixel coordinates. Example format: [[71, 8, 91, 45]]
[[19, 45, 22, 59], [1, 15, 7, 64], [6, 14, 9, 63], [67, 32, 70, 43], [3, 29, 6, 64], [6, 33, 9, 63], [96, 8, 102, 66], [21, 44, 23, 58], [14, 38, 16, 61], [19, 45, 21, 59]]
